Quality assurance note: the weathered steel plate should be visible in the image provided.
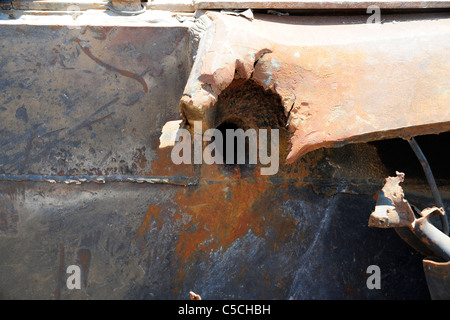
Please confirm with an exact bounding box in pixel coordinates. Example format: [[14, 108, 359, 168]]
[[0, 9, 448, 300]]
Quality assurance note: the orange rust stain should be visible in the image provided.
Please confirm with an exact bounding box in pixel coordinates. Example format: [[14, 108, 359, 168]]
[[147, 145, 196, 177], [134, 205, 162, 239], [172, 179, 297, 266]]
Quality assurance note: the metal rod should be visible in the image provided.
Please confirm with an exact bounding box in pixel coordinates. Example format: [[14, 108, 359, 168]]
[[415, 215, 450, 261], [407, 137, 449, 236]]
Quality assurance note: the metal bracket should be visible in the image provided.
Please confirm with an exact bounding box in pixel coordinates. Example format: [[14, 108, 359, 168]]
[[369, 172, 450, 261]]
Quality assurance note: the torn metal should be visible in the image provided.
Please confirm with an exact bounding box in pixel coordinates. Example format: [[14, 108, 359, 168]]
[[369, 172, 450, 298], [369, 172, 450, 260], [1, 4, 449, 300], [189, 291, 202, 300], [180, 11, 450, 164]]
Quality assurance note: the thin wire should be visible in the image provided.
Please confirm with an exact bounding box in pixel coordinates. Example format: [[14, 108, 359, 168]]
[[407, 137, 449, 235]]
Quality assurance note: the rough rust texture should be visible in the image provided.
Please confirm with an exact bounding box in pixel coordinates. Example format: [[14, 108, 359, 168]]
[[194, 0, 450, 9], [369, 172, 450, 298], [180, 12, 450, 164], [368, 172, 416, 228], [112, 0, 142, 11], [1, 11, 448, 300], [210, 79, 286, 130], [369, 172, 450, 261], [10, 0, 450, 11]]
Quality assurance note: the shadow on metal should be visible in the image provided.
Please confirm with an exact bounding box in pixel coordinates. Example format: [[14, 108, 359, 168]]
[[423, 257, 450, 300]]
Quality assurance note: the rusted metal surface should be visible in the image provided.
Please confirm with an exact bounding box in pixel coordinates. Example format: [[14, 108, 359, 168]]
[[189, 291, 202, 300], [0, 179, 433, 299], [1, 8, 449, 300], [369, 172, 450, 260], [9, 0, 450, 11], [423, 257, 450, 300], [11, 0, 108, 10], [180, 11, 450, 164], [194, 0, 450, 9], [369, 172, 450, 298], [0, 15, 193, 178], [111, 0, 142, 12]]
